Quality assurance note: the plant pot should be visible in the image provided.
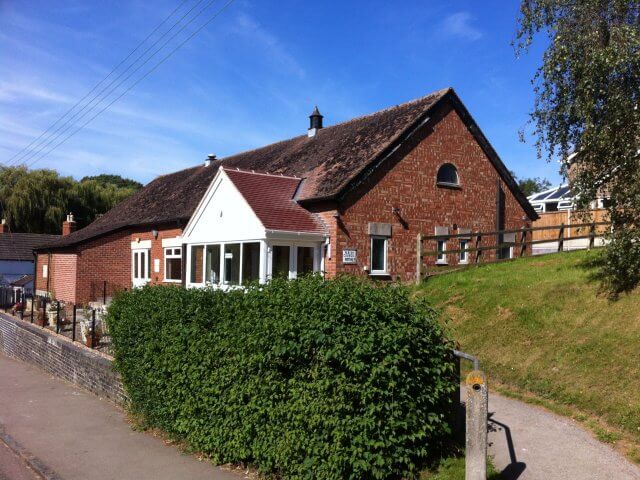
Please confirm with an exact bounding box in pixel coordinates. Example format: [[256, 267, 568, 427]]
[[36, 312, 46, 327], [85, 334, 101, 348]]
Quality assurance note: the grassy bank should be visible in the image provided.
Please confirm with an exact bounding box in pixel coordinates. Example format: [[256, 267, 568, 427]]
[[415, 250, 640, 459]]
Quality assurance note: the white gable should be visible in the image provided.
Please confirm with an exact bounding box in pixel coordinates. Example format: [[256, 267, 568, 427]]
[[183, 169, 265, 243]]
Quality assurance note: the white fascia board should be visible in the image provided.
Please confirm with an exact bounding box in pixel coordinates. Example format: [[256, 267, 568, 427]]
[[183, 168, 225, 238], [161, 237, 183, 248], [265, 230, 327, 242], [131, 240, 152, 249]]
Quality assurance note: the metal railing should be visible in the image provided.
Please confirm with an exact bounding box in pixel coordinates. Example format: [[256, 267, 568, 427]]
[[4, 295, 109, 352]]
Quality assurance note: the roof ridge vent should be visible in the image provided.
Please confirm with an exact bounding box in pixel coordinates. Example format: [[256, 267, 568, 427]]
[[308, 106, 323, 138], [205, 154, 216, 167]]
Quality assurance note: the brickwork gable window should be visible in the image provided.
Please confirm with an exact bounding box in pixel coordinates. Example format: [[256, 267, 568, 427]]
[[436, 163, 460, 187], [370, 236, 388, 274]]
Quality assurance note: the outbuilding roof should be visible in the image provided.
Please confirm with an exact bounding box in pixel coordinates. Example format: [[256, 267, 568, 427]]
[[39, 87, 536, 250], [0, 233, 60, 261]]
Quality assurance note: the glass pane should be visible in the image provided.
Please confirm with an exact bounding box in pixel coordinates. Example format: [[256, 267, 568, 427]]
[[133, 252, 139, 279], [437, 164, 458, 184], [205, 244, 221, 284], [166, 258, 182, 280], [224, 244, 240, 285], [242, 242, 261, 284], [190, 246, 204, 283], [296, 247, 314, 276], [272, 246, 290, 278], [371, 238, 386, 271]]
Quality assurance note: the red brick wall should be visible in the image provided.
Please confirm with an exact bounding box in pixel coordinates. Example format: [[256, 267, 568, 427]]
[[325, 103, 532, 281], [51, 254, 77, 303], [36, 225, 184, 305], [130, 227, 183, 285]]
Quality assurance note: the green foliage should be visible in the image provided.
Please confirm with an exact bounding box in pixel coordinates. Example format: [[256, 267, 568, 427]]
[[0, 165, 141, 233], [80, 174, 143, 190], [107, 276, 457, 480], [510, 171, 552, 197], [515, 1, 640, 293]]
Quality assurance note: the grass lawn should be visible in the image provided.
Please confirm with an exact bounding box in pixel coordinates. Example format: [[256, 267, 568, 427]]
[[414, 249, 640, 460]]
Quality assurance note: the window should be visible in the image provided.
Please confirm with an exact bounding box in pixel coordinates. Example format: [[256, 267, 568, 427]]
[[459, 240, 468, 264], [297, 247, 315, 276], [370, 237, 388, 274], [205, 244, 221, 284], [224, 243, 241, 285], [242, 242, 261, 284], [272, 246, 290, 278], [190, 245, 204, 283], [436, 240, 447, 264], [436, 163, 459, 187], [164, 248, 182, 282]]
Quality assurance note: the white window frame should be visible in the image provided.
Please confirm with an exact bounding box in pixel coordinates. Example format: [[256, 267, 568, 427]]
[[436, 240, 448, 265], [163, 247, 182, 283], [370, 236, 389, 275], [459, 240, 469, 264]]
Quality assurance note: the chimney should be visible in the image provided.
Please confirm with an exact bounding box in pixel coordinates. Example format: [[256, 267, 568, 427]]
[[0, 219, 7, 234], [62, 213, 77, 236], [308, 106, 323, 138], [205, 153, 216, 167]]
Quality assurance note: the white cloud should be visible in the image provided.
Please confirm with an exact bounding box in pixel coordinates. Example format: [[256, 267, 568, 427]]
[[440, 12, 483, 41]]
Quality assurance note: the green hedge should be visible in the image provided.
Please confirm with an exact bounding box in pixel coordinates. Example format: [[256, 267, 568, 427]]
[[107, 276, 457, 479]]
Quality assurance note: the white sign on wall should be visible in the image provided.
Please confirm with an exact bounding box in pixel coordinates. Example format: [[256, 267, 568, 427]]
[[342, 249, 357, 264], [154, 258, 160, 273]]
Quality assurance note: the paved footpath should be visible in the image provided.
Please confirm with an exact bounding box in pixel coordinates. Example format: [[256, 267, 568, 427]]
[[486, 389, 640, 479], [0, 353, 241, 480]]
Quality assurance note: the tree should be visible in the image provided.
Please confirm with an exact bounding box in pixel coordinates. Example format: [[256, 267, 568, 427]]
[[511, 171, 553, 196], [515, 1, 640, 294], [80, 174, 142, 190], [0, 166, 142, 234]]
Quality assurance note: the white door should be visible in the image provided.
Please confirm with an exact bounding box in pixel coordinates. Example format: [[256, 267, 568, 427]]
[[132, 249, 150, 287]]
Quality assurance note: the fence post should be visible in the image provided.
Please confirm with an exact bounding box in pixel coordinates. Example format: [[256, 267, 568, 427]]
[[475, 233, 482, 264], [557, 223, 565, 253], [30, 296, 34, 323], [41, 297, 47, 328], [91, 309, 96, 349], [588, 222, 596, 250], [416, 233, 423, 285], [520, 230, 527, 257], [55, 301, 60, 334], [72, 304, 77, 342], [466, 370, 488, 480]]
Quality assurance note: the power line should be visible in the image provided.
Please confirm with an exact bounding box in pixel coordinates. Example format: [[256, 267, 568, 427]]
[[11, 0, 215, 167], [5, 0, 194, 167], [26, 0, 236, 169], [18, 0, 219, 167]]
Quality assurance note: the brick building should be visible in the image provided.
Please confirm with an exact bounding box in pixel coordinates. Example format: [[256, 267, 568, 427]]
[[34, 88, 537, 303]]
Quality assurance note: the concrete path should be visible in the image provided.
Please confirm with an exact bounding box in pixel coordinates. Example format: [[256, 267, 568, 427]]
[[485, 389, 640, 479], [0, 439, 40, 480], [0, 353, 241, 480]]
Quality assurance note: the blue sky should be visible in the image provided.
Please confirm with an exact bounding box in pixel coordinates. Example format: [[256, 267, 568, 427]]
[[0, 0, 562, 185]]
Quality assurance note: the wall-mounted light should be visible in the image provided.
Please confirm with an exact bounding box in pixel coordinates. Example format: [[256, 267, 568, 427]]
[[151, 229, 158, 239]]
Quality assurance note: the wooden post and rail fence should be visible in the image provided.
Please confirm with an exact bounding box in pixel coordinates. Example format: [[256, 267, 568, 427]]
[[415, 218, 611, 284]]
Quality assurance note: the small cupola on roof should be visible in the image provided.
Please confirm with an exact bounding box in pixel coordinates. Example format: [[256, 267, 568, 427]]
[[308, 106, 323, 138], [205, 153, 216, 167]]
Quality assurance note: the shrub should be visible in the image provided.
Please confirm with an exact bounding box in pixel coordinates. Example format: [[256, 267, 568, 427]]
[[107, 275, 457, 479]]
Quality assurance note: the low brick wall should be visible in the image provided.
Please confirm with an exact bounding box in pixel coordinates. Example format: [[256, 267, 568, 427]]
[[0, 313, 126, 404]]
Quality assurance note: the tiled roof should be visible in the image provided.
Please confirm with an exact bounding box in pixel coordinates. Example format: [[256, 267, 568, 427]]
[[223, 168, 325, 234], [11, 274, 34, 287], [39, 87, 535, 250], [0, 233, 61, 260]]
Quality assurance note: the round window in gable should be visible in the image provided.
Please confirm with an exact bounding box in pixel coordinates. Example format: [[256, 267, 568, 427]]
[[436, 163, 460, 187]]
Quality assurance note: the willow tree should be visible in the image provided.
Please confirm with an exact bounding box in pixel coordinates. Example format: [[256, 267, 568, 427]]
[[516, 1, 640, 294]]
